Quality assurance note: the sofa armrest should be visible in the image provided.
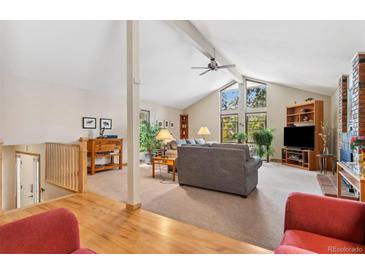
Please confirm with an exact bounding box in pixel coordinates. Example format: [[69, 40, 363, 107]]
[[0, 208, 80, 254], [243, 157, 262, 175], [275, 245, 315, 254], [284, 192, 365, 244]]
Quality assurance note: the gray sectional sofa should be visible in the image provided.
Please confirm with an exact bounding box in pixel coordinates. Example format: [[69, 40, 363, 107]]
[[176, 143, 262, 197]]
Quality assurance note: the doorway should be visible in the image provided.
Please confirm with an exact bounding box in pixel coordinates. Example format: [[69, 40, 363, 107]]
[[16, 152, 41, 208]]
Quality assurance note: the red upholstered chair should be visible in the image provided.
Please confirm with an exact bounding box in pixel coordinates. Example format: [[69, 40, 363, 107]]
[[0, 208, 95, 254], [275, 192, 365, 254]]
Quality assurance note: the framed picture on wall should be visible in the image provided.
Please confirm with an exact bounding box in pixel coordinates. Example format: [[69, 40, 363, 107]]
[[169, 121, 174, 128], [82, 117, 96, 129], [157, 120, 163, 128], [100, 118, 112, 129], [139, 109, 150, 123], [164, 120, 169, 128]]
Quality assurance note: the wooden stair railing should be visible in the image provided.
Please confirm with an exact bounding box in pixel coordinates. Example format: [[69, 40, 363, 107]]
[[46, 138, 87, 192]]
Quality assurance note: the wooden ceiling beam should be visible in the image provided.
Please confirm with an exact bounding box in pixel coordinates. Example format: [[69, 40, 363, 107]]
[[168, 20, 243, 83]]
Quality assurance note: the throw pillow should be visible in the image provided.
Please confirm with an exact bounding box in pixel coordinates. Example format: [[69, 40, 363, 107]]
[[195, 138, 206, 145], [186, 139, 196, 145], [176, 139, 187, 146]]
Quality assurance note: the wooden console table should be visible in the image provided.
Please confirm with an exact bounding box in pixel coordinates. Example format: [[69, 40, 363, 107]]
[[337, 162, 365, 202], [87, 138, 123, 175], [152, 156, 176, 181]]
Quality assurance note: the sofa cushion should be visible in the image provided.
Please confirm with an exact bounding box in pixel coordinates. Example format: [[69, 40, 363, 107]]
[[211, 143, 250, 161], [186, 139, 196, 144], [176, 139, 187, 146], [274, 245, 314, 254], [0, 208, 80, 254], [280, 230, 365, 254], [71, 248, 96, 254], [195, 138, 206, 145]]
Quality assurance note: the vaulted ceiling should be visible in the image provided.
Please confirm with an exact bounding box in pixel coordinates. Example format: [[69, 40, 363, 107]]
[[191, 20, 365, 95], [2, 20, 365, 110], [0, 20, 233, 109]]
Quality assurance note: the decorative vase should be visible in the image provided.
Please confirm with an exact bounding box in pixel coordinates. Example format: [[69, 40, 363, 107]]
[[360, 149, 365, 164], [322, 146, 329, 155]]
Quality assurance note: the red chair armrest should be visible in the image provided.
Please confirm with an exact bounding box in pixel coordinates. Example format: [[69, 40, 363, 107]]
[[0, 208, 80, 254], [275, 245, 315, 254], [284, 192, 365, 244]]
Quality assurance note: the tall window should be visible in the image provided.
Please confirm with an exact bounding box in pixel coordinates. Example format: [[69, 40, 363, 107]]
[[246, 112, 267, 143], [219, 80, 267, 144], [220, 83, 239, 143], [221, 115, 239, 143], [221, 83, 239, 111], [246, 80, 267, 109], [245, 80, 267, 143]]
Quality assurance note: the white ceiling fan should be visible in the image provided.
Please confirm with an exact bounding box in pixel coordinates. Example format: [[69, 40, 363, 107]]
[[191, 49, 236, 76]]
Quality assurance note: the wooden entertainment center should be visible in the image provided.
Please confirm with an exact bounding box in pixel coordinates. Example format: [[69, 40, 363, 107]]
[[281, 100, 324, 171]]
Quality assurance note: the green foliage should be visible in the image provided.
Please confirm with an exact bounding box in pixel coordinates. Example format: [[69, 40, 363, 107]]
[[139, 121, 162, 153], [246, 85, 267, 108], [233, 132, 247, 143], [221, 115, 238, 143], [252, 128, 274, 159]]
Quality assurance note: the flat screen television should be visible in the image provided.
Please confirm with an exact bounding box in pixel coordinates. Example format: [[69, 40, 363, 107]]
[[284, 126, 315, 149]]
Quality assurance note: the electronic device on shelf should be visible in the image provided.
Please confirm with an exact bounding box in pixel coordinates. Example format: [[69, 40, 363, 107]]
[[284, 126, 315, 149]]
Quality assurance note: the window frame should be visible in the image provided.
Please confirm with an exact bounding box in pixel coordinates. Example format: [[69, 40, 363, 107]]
[[245, 111, 267, 144], [220, 82, 240, 114], [220, 114, 239, 144], [245, 79, 267, 113]]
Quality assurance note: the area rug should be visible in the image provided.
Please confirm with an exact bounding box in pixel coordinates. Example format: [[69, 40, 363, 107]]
[[88, 162, 322, 251]]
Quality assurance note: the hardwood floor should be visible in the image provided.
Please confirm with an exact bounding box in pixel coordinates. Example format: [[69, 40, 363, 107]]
[[0, 192, 271, 254]]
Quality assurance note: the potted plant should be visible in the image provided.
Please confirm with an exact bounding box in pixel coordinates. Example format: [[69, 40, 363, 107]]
[[233, 132, 247, 144], [139, 121, 162, 164], [252, 128, 274, 162]]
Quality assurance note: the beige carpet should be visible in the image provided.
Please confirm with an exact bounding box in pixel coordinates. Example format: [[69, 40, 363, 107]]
[[88, 162, 322, 250]]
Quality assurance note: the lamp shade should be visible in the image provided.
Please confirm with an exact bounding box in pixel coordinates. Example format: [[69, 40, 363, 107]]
[[198, 127, 211, 135], [156, 128, 174, 142]]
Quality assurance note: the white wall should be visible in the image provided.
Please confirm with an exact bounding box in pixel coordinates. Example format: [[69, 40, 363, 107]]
[[184, 82, 332, 159], [0, 74, 183, 210], [182, 91, 221, 142], [267, 83, 331, 159], [140, 100, 181, 138], [2, 146, 16, 210], [1, 74, 183, 157], [1, 74, 127, 146]]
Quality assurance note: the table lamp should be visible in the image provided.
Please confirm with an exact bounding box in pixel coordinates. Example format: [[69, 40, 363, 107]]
[[198, 126, 211, 141], [156, 128, 175, 156]]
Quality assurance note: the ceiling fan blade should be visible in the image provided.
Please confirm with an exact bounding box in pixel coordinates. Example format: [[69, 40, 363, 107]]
[[199, 69, 211, 76], [217, 64, 236, 69], [191, 66, 209, 69]]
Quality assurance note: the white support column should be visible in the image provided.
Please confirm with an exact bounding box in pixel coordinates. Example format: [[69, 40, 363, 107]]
[[126, 20, 141, 210]]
